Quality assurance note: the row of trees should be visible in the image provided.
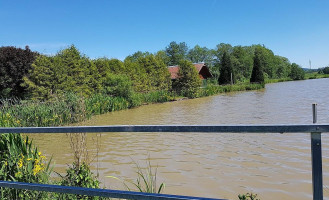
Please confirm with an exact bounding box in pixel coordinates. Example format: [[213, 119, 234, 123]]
[[22, 46, 172, 100], [164, 42, 305, 84], [0, 42, 307, 100], [217, 46, 305, 85]]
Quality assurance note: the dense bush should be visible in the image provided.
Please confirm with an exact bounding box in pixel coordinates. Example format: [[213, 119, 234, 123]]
[[101, 74, 133, 99], [175, 60, 202, 98], [23, 45, 101, 100], [318, 66, 329, 74], [0, 112, 53, 199], [289, 63, 305, 80], [55, 162, 104, 200], [0, 46, 38, 98]]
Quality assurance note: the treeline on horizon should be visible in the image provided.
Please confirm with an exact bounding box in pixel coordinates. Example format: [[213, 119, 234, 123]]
[[0, 41, 321, 100]]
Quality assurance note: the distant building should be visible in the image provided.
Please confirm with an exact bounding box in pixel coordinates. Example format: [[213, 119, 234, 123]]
[[168, 63, 213, 80]]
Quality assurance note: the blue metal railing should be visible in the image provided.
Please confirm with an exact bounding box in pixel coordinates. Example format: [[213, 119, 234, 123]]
[[0, 124, 327, 200]]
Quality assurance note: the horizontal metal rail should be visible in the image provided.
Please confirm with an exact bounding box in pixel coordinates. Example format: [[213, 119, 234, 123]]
[[1, 123, 327, 200], [0, 181, 224, 200], [0, 124, 328, 134]]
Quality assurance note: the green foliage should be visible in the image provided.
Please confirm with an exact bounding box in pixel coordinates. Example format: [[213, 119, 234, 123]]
[[200, 83, 264, 97], [107, 159, 165, 194], [0, 112, 53, 199], [0, 46, 38, 98], [289, 63, 305, 80], [124, 53, 171, 93], [187, 45, 214, 64], [102, 74, 133, 98], [155, 50, 170, 66], [175, 60, 202, 98], [56, 162, 103, 200], [218, 51, 235, 85], [250, 47, 265, 84], [24, 45, 101, 100], [231, 46, 253, 82], [136, 54, 172, 91], [141, 90, 174, 103], [129, 160, 165, 194], [85, 93, 129, 115], [318, 66, 329, 74], [238, 193, 260, 200], [1, 93, 86, 127], [165, 41, 188, 66]]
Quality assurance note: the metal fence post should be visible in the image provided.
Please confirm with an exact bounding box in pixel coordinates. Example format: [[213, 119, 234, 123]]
[[311, 103, 323, 200]]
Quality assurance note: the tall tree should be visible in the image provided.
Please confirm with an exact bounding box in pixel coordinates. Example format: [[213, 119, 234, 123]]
[[0, 46, 38, 98], [155, 50, 170, 66], [165, 41, 188, 66], [215, 43, 233, 62], [231, 46, 253, 82], [176, 60, 201, 98], [187, 45, 211, 63], [250, 47, 265, 84], [289, 63, 305, 80], [218, 52, 234, 85], [24, 45, 101, 99]]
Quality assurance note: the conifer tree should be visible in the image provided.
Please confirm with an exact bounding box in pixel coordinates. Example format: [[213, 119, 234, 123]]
[[218, 51, 234, 85], [250, 48, 265, 84]]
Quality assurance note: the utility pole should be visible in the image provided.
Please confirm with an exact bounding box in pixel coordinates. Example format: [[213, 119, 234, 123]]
[[309, 60, 312, 70]]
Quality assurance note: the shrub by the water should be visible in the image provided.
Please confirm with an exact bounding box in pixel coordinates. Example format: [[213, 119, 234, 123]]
[[54, 162, 104, 200], [0, 112, 53, 199]]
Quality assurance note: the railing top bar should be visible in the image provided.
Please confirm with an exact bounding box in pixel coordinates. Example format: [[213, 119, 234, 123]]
[[0, 124, 328, 134], [0, 181, 226, 200]]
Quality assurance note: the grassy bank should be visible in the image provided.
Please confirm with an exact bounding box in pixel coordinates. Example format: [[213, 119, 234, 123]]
[[0, 91, 174, 127], [199, 82, 264, 97], [0, 83, 265, 127], [265, 73, 329, 84], [305, 73, 329, 80]]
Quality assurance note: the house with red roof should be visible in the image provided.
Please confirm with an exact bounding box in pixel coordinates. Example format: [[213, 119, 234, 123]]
[[168, 63, 212, 80]]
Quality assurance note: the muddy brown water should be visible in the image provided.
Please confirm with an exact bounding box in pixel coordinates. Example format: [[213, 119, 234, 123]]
[[28, 78, 329, 200]]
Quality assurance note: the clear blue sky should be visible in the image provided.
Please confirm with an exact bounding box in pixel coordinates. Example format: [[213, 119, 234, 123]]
[[1, 0, 328, 68]]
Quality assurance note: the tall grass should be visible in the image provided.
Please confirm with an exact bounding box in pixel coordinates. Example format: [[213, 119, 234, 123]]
[[0, 111, 53, 199], [199, 83, 265, 97], [0, 93, 85, 127], [107, 158, 165, 194], [85, 93, 129, 116], [140, 90, 174, 104]]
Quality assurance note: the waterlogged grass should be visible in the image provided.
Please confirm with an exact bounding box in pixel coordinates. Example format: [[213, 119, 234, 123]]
[[265, 73, 329, 83], [141, 90, 174, 103], [199, 83, 264, 97], [107, 159, 165, 194], [0, 91, 175, 127], [305, 73, 329, 80], [0, 84, 265, 127], [265, 78, 293, 84], [85, 94, 129, 116], [0, 93, 86, 127]]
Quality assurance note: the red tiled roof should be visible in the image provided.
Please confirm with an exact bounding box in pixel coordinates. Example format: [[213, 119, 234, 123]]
[[168, 63, 211, 79]]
